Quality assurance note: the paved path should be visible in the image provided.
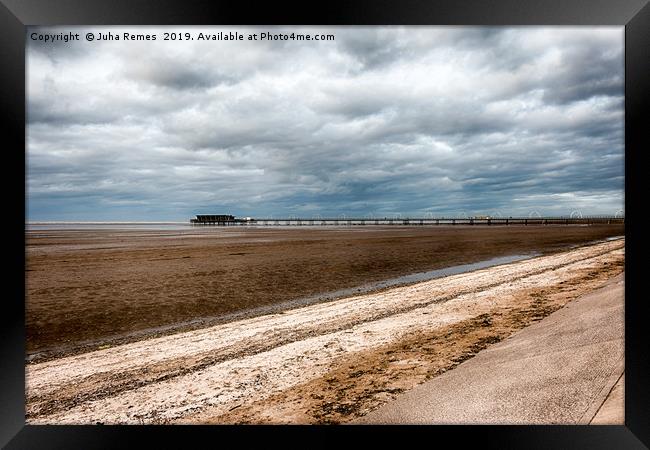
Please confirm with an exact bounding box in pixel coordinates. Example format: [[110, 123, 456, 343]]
[[355, 273, 624, 424], [591, 371, 624, 424]]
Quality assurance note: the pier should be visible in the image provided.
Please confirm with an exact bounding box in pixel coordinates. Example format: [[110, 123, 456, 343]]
[[190, 215, 624, 227]]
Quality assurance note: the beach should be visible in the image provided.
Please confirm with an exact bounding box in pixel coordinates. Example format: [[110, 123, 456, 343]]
[[26, 225, 623, 359], [25, 230, 624, 424]]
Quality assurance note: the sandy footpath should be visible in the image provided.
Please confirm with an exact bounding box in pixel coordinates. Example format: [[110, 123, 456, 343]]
[[26, 239, 624, 424]]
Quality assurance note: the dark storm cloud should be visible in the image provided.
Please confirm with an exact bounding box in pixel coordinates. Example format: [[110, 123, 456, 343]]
[[128, 64, 218, 90], [337, 29, 414, 71], [541, 45, 623, 104], [27, 26, 624, 221], [123, 56, 238, 90]]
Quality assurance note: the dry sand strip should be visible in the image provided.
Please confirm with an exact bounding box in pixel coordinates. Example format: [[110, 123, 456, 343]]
[[354, 273, 625, 424], [26, 239, 624, 425]]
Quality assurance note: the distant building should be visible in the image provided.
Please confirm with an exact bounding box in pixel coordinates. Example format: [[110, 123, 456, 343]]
[[190, 214, 256, 224], [191, 214, 235, 223]]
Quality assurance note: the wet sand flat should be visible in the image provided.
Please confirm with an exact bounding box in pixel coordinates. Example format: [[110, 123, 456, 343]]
[[26, 239, 624, 424], [26, 225, 623, 358]]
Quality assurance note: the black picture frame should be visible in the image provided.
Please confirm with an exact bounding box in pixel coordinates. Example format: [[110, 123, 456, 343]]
[[1, 0, 648, 448]]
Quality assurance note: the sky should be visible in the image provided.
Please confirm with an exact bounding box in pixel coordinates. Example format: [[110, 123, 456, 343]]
[[27, 26, 624, 221]]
